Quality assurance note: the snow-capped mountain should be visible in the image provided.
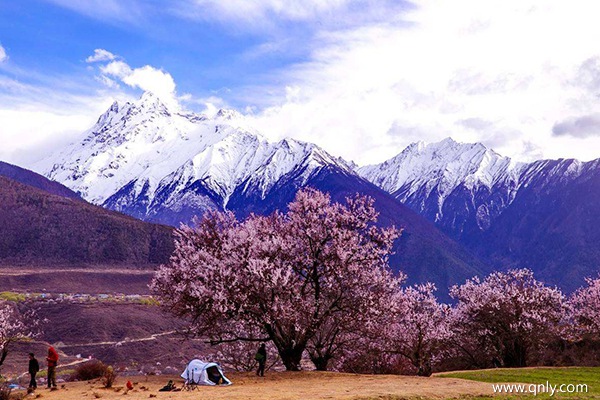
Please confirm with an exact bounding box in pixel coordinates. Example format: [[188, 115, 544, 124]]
[[35, 91, 600, 293], [36, 92, 353, 225], [359, 139, 600, 292], [358, 138, 525, 240], [357, 138, 597, 243], [359, 138, 522, 203], [34, 92, 487, 296]]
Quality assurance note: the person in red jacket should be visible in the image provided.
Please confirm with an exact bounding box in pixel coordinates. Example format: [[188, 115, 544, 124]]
[[46, 346, 59, 390]]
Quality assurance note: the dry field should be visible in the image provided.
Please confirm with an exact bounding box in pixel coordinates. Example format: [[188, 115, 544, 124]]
[[14, 372, 494, 400], [0, 267, 155, 294]]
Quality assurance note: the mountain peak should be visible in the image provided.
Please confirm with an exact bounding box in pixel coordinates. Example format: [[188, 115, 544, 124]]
[[358, 137, 518, 203], [41, 96, 351, 211], [109, 100, 120, 112], [403, 141, 426, 153], [140, 91, 157, 99], [215, 108, 243, 120], [136, 91, 170, 112], [439, 136, 458, 145]]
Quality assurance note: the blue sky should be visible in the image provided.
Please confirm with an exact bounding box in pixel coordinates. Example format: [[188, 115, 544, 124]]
[[0, 0, 317, 106], [2, 0, 600, 168]]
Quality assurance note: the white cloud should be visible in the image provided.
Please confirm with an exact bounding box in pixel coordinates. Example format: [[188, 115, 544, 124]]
[[7, 1, 600, 170], [100, 60, 132, 78], [0, 74, 129, 168], [182, 0, 348, 22], [122, 66, 176, 102], [95, 75, 120, 89], [0, 43, 7, 63], [86, 49, 117, 63], [241, 0, 600, 164], [552, 114, 600, 138], [0, 109, 95, 167], [173, 0, 410, 33], [0, 54, 137, 168], [1, 48, 186, 170], [97, 58, 178, 109]]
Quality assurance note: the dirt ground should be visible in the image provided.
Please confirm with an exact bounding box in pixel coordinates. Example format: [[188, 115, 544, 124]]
[[13, 371, 494, 400]]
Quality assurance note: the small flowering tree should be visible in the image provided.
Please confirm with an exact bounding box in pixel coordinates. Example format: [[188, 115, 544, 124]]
[[569, 277, 600, 339], [152, 188, 399, 371], [450, 269, 566, 368], [384, 283, 451, 376], [0, 302, 30, 369]]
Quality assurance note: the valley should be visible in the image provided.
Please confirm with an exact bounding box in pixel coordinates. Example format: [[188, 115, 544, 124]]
[[0, 248, 205, 374]]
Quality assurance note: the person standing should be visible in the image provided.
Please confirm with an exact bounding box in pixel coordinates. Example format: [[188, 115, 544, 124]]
[[28, 353, 39, 390], [255, 343, 267, 377], [46, 346, 59, 390]]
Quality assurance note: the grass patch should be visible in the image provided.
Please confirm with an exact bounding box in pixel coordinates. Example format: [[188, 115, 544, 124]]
[[135, 297, 159, 306], [0, 291, 26, 302], [441, 367, 600, 399], [36, 368, 76, 379]]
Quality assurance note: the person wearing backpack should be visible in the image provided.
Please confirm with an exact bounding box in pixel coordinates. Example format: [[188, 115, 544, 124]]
[[255, 343, 267, 377]]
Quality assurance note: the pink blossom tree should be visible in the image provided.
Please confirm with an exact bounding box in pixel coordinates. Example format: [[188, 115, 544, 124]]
[[569, 277, 600, 339], [449, 269, 566, 368], [152, 188, 400, 371], [383, 283, 451, 376], [0, 302, 30, 369]]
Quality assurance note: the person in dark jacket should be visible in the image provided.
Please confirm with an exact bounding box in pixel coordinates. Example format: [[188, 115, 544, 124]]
[[255, 343, 267, 377], [46, 346, 59, 389], [28, 353, 40, 390]]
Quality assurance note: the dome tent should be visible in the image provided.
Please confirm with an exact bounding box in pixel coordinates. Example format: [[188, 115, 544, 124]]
[[181, 359, 232, 386]]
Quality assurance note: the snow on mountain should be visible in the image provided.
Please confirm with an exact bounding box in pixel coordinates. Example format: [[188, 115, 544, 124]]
[[357, 137, 600, 244], [28, 95, 600, 293], [358, 138, 527, 239], [359, 138, 522, 202], [36, 92, 352, 224]]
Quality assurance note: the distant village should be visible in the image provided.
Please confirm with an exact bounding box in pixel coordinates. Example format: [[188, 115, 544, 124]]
[[0, 291, 157, 305]]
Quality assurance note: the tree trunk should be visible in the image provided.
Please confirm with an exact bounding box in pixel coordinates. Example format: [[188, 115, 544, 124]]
[[278, 346, 305, 371], [502, 339, 527, 368], [0, 346, 7, 368], [414, 355, 432, 377], [417, 362, 432, 377], [310, 355, 330, 371]]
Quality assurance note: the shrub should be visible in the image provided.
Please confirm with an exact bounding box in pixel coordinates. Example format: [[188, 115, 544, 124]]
[[69, 360, 107, 381], [0, 382, 10, 400], [137, 297, 159, 306], [103, 365, 117, 388]]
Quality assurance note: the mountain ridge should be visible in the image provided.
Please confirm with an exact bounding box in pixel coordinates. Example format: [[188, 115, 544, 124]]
[[34, 91, 600, 293], [0, 160, 82, 200], [359, 139, 600, 291], [34, 93, 488, 296], [0, 175, 174, 266]]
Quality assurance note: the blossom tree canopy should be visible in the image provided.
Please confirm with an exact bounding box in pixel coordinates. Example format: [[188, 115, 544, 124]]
[[0, 302, 30, 368], [385, 283, 451, 376], [569, 277, 600, 339], [449, 268, 566, 368], [152, 188, 401, 371]]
